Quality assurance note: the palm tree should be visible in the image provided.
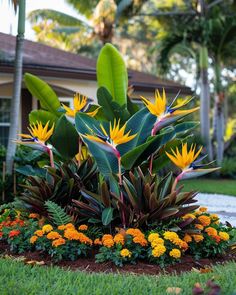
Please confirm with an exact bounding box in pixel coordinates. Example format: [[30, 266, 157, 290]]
[[6, 0, 26, 174]]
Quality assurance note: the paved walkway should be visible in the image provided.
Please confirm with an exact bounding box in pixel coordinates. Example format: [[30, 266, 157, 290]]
[[197, 193, 236, 226]]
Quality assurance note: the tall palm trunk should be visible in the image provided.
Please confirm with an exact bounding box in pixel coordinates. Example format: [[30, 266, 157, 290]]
[[199, 46, 213, 160], [6, 0, 26, 174], [213, 60, 225, 165]]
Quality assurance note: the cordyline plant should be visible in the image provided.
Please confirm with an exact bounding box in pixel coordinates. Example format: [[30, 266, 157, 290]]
[[15, 43, 218, 229]]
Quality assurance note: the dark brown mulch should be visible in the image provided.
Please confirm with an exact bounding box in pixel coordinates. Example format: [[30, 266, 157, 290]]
[[0, 242, 235, 276]]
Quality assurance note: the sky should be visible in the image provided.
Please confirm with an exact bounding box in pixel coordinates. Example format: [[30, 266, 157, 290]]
[[0, 0, 81, 40]]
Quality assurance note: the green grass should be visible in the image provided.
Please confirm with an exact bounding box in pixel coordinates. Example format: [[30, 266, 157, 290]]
[[0, 258, 236, 295], [180, 178, 236, 196]]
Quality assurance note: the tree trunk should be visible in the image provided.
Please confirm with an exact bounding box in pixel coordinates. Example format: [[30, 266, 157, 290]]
[[199, 46, 213, 160], [6, 0, 26, 174]]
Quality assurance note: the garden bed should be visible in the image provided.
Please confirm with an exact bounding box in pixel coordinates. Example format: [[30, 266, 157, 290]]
[[1, 241, 235, 276]]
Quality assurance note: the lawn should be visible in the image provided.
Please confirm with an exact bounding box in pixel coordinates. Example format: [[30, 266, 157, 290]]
[[180, 178, 236, 196], [0, 258, 235, 295]]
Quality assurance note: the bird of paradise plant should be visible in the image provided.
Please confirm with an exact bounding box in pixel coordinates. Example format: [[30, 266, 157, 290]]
[[62, 93, 100, 118], [83, 119, 137, 228], [15, 121, 55, 167], [166, 143, 219, 192], [141, 89, 199, 173]]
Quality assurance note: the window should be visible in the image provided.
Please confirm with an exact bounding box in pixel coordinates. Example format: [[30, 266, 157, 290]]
[[59, 97, 73, 108], [0, 97, 11, 147]]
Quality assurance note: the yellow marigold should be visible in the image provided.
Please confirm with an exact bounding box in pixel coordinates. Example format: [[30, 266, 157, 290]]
[[29, 213, 39, 219], [192, 234, 204, 243], [194, 210, 202, 216], [94, 238, 102, 245], [120, 248, 132, 258], [148, 233, 159, 243], [133, 236, 148, 247], [195, 224, 204, 230], [205, 227, 217, 237], [183, 234, 192, 243], [30, 235, 38, 244], [163, 231, 179, 241], [103, 238, 114, 248], [58, 225, 66, 231], [114, 234, 125, 245], [152, 244, 166, 258], [198, 215, 211, 227], [199, 207, 208, 212], [169, 248, 181, 259], [182, 213, 196, 220], [78, 224, 88, 231], [52, 238, 66, 247], [151, 238, 165, 248], [65, 223, 75, 230], [210, 214, 219, 221], [42, 224, 53, 233], [219, 232, 230, 241], [34, 230, 44, 237], [46, 231, 62, 240]]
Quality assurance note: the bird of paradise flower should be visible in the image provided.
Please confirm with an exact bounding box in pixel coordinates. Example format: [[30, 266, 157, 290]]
[[166, 143, 219, 192], [15, 121, 55, 167]]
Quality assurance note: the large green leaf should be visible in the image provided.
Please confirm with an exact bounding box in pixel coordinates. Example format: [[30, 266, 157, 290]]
[[121, 129, 176, 170], [97, 87, 130, 123], [29, 110, 58, 126], [102, 207, 114, 226], [51, 115, 78, 159], [174, 121, 199, 136], [24, 73, 61, 115], [75, 112, 101, 136], [97, 43, 128, 107], [180, 168, 220, 180]]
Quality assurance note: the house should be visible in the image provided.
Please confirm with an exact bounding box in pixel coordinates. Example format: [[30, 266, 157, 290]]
[[0, 32, 192, 146]]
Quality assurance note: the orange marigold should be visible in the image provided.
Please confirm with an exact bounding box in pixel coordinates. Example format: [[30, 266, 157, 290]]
[[46, 231, 62, 240], [58, 225, 66, 231], [198, 215, 211, 227], [78, 224, 88, 231], [199, 207, 208, 212], [29, 213, 39, 219], [133, 236, 148, 247], [0, 232, 3, 238], [210, 214, 219, 221], [102, 234, 113, 242], [9, 230, 21, 238], [219, 232, 229, 241], [205, 227, 217, 237], [65, 223, 75, 230], [34, 230, 44, 237], [182, 214, 196, 220], [94, 238, 102, 245], [212, 235, 221, 243], [114, 234, 125, 245], [52, 238, 66, 247], [103, 238, 114, 248], [126, 228, 144, 237], [192, 234, 204, 243], [195, 224, 204, 230], [183, 234, 192, 243], [30, 235, 38, 244]]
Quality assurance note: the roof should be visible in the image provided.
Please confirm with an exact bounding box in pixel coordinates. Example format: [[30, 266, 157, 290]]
[[0, 32, 192, 95]]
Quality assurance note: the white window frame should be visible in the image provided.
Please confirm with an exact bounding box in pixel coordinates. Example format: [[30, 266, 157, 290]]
[[0, 96, 11, 127]]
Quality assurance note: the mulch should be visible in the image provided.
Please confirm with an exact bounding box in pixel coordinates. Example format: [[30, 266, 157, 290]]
[[0, 242, 235, 276]]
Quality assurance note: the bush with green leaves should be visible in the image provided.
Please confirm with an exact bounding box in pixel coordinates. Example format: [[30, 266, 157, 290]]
[[15, 43, 218, 230]]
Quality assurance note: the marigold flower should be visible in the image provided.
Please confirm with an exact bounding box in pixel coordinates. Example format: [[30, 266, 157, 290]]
[[42, 224, 53, 233], [114, 234, 125, 245], [148, 233, 159, 243], [199, 207, 208, 212], [210, 214, 219, 221], [163, 231, 179, 242], [152, 244, 166, 258], [94, 238, 102, 245], [182, 213, 196, 220], [78, 224, 88, 231], [219, 232, 229, 241], [29, 213, 40, 219], [65, 223, 75, 230], [212, 235, 221, 243], [205, 227, 217, 237], [151, 238, 165, 248], [9, 230, 21, 238], [0, 232, 3, 238], [52, 238, 66, 247], [169, 248, 181, 259], [58, 225, 66, 231], [47, 231, 62, 240], [133, 236, 148, 247], [103, 238, 114, 248], [126, 228, 144, 237], [198, 215, 211, 227], [195, 224, 204, 230], [30, 235, 38, 244], [183, 234, 192, 243], [192, 234, 204, 243], [120, 248, 132, 258], [34, 230, 44, 237]]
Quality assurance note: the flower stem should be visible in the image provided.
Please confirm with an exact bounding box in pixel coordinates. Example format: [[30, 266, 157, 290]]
[[171, 172, 184, 193], [118, 156, 126, 228], [78, 137, 82, 166], [48, 149, 55, 168]]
